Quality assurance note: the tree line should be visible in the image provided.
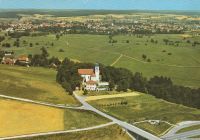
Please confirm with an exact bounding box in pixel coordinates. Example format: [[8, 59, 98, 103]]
[[56, 60, 200, 109]]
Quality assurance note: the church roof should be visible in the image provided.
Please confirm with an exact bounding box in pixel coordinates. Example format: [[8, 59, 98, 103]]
[[78, 69, 94, 75]]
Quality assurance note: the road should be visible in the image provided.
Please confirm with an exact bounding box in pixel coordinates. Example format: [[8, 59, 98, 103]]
[[162, 121, 200, 138], [0, 94, 85, 110], [0, 122, 115, 140], [162, 129, 200, 140], [74, 92, 162, 140]]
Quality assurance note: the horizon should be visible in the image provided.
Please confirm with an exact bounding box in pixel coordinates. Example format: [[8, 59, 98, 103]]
[[0, 0, 199, 11]]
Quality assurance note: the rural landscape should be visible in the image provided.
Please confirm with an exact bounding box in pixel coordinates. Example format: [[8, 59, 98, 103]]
[[0, 0, 200, 140]]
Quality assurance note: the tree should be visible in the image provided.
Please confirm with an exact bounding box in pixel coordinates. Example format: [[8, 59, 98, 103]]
[[142, 54, 147, 60], [41, 47, 49, 58], [29, 43, 33, 47], [83, 90, 88, 95], [131, 72, 147, 93], [62, 81, 73, 95], [147, 58, 151, 62], [56, 34, 60, 40], [109, 80, 115, 91], [59, 49, 64, 52]]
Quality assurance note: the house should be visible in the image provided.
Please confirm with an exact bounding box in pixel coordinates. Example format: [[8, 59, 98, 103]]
[[17, 55, 29, 64], [1, 55, 16, 65], [78, 63, 109, 91], [1, 51, 15, 65]]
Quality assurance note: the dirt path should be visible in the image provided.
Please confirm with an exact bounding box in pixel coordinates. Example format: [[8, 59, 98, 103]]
[[110, 54, 123, 66]]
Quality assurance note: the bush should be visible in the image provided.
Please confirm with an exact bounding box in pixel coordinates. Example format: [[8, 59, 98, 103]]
[[147, 58, 151, 62], [59, 49, 65, 52], [83, 90, 88, 95]]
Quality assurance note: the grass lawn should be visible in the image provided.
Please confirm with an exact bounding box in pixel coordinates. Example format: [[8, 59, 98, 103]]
[[88, 92, 200, 136], [14, 125, 132, 140], [1, 34, 200, 88], [0, 97, 110, 138], [0, 64, 79, 105], [176, 124, 200, 134]]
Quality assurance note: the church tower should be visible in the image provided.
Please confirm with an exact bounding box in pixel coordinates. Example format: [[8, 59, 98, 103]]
[[95, 63, 100, 82]]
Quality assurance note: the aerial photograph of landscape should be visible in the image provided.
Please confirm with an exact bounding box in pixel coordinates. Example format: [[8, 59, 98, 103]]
[[0, 0, 199, 140]]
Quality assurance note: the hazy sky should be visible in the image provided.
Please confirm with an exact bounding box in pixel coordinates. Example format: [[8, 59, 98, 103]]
[[0, 0, 199, 10]]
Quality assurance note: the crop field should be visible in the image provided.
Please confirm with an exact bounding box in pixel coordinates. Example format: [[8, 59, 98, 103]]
[[88, 93, 200, 136], [0, 97, 64, 137], [0, 64, 79, 105], [85, 92, 140, 101], [1, 33, 200, 88], [0, 97, 110, 138], [14, 125, 131, 140]]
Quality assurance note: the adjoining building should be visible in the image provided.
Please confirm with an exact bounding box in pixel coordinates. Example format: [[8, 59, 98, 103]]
[[16, 55, 30, 66], [78, 63, 109, 91], [1, 51, 16, 65]]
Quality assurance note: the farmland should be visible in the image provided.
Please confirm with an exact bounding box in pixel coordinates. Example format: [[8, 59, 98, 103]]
[[0, 97, 110, 138], [1, 34, 200, 88], [88, 92, 200, 136], [0, 64, 79, 105], [14, 125, 131, 140]]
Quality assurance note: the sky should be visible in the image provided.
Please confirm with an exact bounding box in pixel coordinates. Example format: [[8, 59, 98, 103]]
[[0, 0, 199, 10]]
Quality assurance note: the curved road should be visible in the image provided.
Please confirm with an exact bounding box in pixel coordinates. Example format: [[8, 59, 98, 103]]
[[162, 121, 200, 138], [74, 92, 162, 140]]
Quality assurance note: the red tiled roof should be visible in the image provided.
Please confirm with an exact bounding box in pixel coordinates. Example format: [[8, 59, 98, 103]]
[[78, 69, 94, 75], [18, 55, 29, 61], [86, 80, 97, 85]]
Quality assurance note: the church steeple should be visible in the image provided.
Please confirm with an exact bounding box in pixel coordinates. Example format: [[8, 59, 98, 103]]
[[95, 63, 100, 82]]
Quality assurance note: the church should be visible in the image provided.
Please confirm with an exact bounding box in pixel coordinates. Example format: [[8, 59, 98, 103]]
[[78, 64, 109, 91]]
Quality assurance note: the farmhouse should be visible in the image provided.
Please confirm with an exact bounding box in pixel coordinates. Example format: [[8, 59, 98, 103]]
[[17, 55, 30, 65], [1, 51, 16, 65], [78, 64, 109, 91]]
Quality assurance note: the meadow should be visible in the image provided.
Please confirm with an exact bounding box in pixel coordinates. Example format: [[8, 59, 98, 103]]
[[0, 97, 109, 138], [0, 64, 79, 105], [2, 33, 200, 88], [88, 93, 200, 136]]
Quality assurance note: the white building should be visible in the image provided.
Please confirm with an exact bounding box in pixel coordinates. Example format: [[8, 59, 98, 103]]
[[78, 64, 109, 91]]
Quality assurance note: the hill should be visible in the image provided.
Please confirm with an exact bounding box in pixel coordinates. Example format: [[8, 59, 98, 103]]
[[0, 64, 78, 105], [2, 34, 200, 88]]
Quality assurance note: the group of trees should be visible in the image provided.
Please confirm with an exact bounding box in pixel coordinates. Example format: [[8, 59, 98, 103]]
[[56, 60, 200, 109], [8, 31, 30, 38], [25, 47, 61, 68], [0, 36, 5, 42]]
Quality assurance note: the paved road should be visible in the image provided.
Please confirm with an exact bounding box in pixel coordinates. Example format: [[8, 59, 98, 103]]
[[0, 122, 115, 140], [74, 93, 162, 140], [0, 94, 84, 110], [162, 129, 200, 140], [162, 121, 200, 138]]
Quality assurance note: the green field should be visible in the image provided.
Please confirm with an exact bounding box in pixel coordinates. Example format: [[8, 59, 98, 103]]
[[1, 33, 200, 88], [88, 93, 200, 136], [0, 64, 79, 105], [14, 125, 131, 140], [176, 124, 200, 134]]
